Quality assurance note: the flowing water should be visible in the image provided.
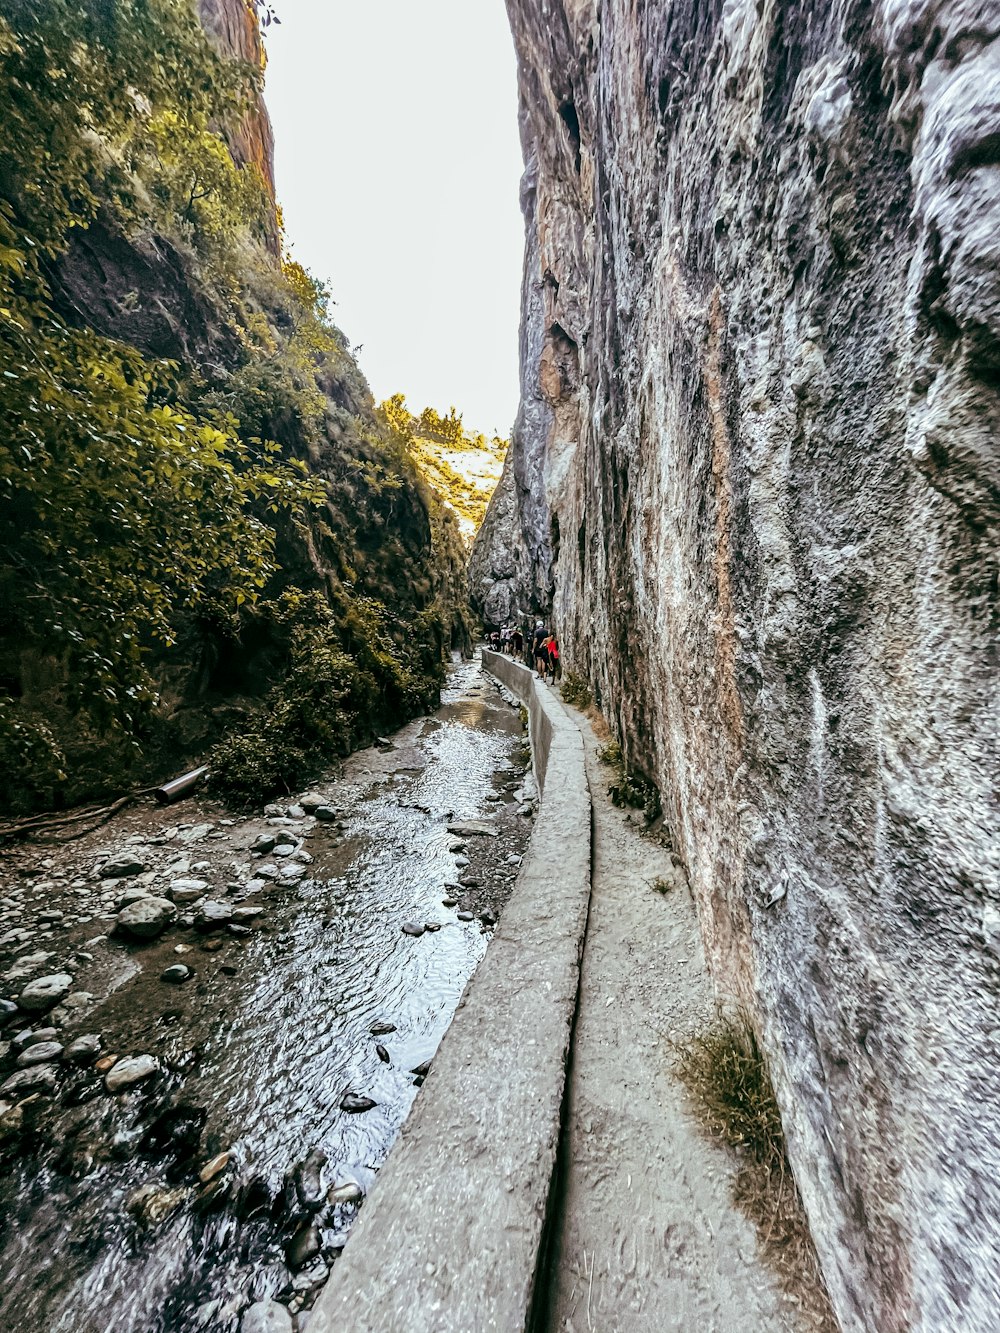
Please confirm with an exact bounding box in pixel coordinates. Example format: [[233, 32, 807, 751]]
[[0, 656, 530, 1331]]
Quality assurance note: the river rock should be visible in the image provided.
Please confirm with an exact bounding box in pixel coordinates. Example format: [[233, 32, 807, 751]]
[[116, 886, 151, 909], [168, 879, 210, 904], [194, 901, 233, 931], [0, 998, 17, 1021], [250, 834, 277, 855], [370, 1020, 396, 1036], [340, 1092, 377, 1114], [161, 964, 192, 985], [278, 863, 305, 881], [442, 897, 458, 908], [285, 1222, 321, 1271], [231, 906, 264, 924], [447, 820, 498, 837], [127, 1181, 189, 1226], [63, 1033, 102, 1064], [375, 1043, 390, 1063], [241, 1301, 293, 1333], [456, 911, 475, 922], [1, 1063, 58, 1097], [328, 1180, 364, 1205], [298, 793, 325, 814], [105, 1054, 158, 1092], [314, 805, 337, 822], [12, 1026, 58, 1050], [17, 973, 72, 1012], [256, 863, 279, 881], [116, 897, 176, 940], [293, 1147, 327, 1212], [101, 857, 145, 879], [16, 1040, 63, 1067], [401, 920, 425, 937], [227, 924, 251, 937], [199, 1151, 231, 1184], [274, 828, 298, 847]]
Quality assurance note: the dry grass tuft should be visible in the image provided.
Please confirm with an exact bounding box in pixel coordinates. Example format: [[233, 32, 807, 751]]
[[675, 1013, 839, 1332]]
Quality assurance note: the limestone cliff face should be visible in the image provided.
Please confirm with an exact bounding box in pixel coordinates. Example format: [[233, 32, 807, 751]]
[[490, 2, 1000, 1329]]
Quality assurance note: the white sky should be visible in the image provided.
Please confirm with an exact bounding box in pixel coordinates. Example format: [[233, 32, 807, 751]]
[[262, 2, 525, 438]]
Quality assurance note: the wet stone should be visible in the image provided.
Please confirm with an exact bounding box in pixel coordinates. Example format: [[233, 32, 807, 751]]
[[241, 1300, 293, 1333], [16, 1040, 63, 1067], [370, 1021, 396, 1036], [412, 1059, 433, 1076], [286, 1222, 321, 1271], [442, 897, 458, 908], [401, 921, 425, 937], [199, 1151, 231, 1184], [314, 806, 337, 822], [328, 1180, 364, 1205], [116, 887, 151, 910], [63, 1033, 102, 1064], [340, 1092, 377, 1114], [161, 964, 192, 985], [12, 1027, 57, 1051], [293, 1148, 327, 1212], [18, 973, 73, 1012], [228, 923, 252, 937], [375, 1043, 390, 1063], [105, 1054, 158, 1092], [1, 1064, 58, 1097], [232, 906, 264, 924], [456, 911, 475, 922], [0, 999, 18, 1021]]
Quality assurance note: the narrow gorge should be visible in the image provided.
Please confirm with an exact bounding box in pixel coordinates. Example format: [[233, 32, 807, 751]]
[[473, 2, 1000, 1331]]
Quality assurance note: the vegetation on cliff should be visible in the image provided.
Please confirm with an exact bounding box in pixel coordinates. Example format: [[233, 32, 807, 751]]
[[381, 394, 507, 537], [0, 0, 468, 813]]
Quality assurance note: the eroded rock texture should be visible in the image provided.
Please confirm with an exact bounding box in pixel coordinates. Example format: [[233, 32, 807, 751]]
[[485, 2, 1000, 1329]]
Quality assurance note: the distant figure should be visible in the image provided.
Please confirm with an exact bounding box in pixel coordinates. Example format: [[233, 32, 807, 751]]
[[490, 629, 500, 652], [512, 626, 524, 657], [533, 621, 548, 676], [547, 634, 561, 683]]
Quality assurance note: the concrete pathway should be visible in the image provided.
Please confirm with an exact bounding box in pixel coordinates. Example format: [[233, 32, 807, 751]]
[[541, 710, 794, 1333]]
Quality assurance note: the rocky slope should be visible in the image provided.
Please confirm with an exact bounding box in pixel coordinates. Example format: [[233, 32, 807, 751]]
[[479, 2, 1000, 1329]]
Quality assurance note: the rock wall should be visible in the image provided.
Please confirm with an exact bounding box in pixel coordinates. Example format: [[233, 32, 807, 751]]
[[493, 2, 1000, 1329]]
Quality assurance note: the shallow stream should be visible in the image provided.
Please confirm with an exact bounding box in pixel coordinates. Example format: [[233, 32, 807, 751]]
[[0, 656, 530, 1331]]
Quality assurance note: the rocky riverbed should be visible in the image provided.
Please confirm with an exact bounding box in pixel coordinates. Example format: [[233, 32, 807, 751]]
[[0, 658, 533, 1332]]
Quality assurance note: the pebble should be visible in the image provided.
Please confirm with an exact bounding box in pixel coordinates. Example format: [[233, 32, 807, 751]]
[[424, 922, 442, 932], [127, 1182, 189, 1226], [447, 820, 498, 838], [454, 855, 470, 868], [16, 1040, 63, 1067], [95, 1054, 119, 1073], [241, 1301, 293, 1333], [370, 1021, 396, 1035], [227, 924, 252, 938], [293, 1148, 327, 1212], [38, 910, 64, 923], [18, 973, 73, 1012], [105, 1054, 158, 1092], [161, 964, 192, 985], [201, 939, 224, 954], [401, 921, 425, 937], [340, 1092, 377, 1114], [442, 897, 458, 908], [64, 1034, 102, 1064], [458, 875, 480, 888], [412, 1059, 433, 1077], [1, 1063, 58, 1097], [456, 911, 475, 922], [251, 835, 277, 855], [375, 1043, 390, 1063], [116, 898, 176, 940]]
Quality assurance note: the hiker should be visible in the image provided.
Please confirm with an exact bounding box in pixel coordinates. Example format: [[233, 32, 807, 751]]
[[512, 626, 524, 658], [533, 621, 548, 676], [547, 633, 561, 683]]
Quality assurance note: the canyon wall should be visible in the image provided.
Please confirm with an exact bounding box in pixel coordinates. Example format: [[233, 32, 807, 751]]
[[480, 1, 1000, 1328]]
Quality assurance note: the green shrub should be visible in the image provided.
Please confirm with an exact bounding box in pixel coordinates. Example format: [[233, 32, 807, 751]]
[[560, 670, 592, 708], [597, 738, 660, 819]]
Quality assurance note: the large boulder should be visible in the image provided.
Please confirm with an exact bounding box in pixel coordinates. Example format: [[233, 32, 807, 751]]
[[17, 973, 72, 1012]]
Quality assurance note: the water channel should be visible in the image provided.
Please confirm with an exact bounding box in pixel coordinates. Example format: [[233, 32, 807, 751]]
[[0, 655, 530, 1331]]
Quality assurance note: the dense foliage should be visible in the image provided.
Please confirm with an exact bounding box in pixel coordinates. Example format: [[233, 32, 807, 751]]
[[0, 0, 465, 812]]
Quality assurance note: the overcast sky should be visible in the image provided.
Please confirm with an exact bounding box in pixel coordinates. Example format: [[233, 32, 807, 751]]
[[262, 2, 525, 438]]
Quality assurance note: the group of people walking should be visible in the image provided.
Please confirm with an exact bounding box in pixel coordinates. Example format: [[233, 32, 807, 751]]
[[486, 620, 560, 683]]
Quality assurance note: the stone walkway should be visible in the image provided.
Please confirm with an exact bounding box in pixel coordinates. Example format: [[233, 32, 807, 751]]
[[541, 710, 794, 1332]]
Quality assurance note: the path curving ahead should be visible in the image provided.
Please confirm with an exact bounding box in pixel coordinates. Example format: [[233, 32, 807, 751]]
[[313, 651, 794, 1332]]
